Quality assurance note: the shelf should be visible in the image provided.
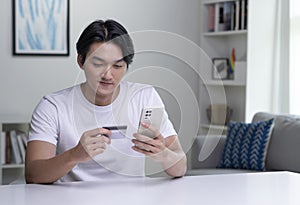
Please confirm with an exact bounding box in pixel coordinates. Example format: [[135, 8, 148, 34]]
[[1, 164, 24, 169], [203, 0, 236, 5], [203, 30, 247, 37], [202, 80, 246, 87], [198, 0, 248, 136], [201, 124, 228, 131], [1, 121, 29, 184]]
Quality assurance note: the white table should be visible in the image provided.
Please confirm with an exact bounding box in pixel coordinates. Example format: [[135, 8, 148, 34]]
[[1, 171, 300, 205]]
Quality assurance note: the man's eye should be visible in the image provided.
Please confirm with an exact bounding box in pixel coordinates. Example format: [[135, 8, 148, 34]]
[[93, 63, 104, 67], [113, 64, 123, 69]]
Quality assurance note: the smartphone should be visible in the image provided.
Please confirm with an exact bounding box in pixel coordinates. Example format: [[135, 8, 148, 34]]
[[137, 107, 164, 138]]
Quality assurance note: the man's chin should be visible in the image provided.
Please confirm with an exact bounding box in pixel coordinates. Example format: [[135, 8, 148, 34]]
[[96, 87, 117, 96], [96, 84, 119, 96]]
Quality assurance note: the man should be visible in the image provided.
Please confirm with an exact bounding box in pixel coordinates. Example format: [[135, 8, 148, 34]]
[[25, 19, 187, 184]]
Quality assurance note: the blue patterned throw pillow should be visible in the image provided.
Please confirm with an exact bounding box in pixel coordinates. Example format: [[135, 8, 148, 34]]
[[219, 119, 274, 171]]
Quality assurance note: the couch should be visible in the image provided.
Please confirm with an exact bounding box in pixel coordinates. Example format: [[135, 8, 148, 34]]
[[186, 112, 300, 176]]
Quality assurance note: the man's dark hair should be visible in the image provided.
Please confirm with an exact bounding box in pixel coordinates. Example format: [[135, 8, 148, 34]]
[[76, 19, 134, 67]]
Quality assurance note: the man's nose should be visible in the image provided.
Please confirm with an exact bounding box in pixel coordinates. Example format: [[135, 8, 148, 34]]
[[100, 65, 113, 78]]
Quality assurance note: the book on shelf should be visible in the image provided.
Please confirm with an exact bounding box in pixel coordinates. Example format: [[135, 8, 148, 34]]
[[5, 132, 11, 164], [214, 3, 220, 32], [16, 132, 26, 163], [235, 0, 240, 30], [223, 1, 237, 31], [240, 0, 245, 29], [244, 0, 248, 29], [0, 132, 6, 164], [1, 130, 28, 165], [206, 0, 248, 33], [218, 3, 225, 31], [10, 130, 22, 164], [236, 0, 248, 30], [207, 4, 215, 32]]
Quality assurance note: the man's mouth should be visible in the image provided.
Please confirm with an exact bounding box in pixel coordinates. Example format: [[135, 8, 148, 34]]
[[99, 81, 114, 86]]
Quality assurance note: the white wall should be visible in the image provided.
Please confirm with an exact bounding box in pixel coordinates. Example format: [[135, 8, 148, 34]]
[[0, 0, 201, 133]]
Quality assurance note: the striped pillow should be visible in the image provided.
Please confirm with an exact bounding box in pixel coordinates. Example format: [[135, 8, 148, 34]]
[[219, 119, 274, 171]]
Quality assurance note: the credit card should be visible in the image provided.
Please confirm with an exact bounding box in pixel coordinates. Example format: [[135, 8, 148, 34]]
[[103, 125, 127, 139]]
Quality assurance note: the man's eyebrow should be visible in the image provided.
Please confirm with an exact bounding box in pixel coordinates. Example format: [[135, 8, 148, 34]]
[[114, 58, 125, 63], [91, 56, 105, 62], [91, 56, 124, 63]]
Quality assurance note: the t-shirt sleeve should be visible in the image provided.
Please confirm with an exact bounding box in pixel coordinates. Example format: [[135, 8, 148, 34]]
[[28, 97, 59, 145], [145, 87, 177, 138]]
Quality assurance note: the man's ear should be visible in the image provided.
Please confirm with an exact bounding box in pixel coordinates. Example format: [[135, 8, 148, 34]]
[[77, 54, 84, 69]]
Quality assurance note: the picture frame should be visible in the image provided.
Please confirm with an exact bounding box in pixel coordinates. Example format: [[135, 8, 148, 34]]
[[212, 58, 229, 80], [12, 0, 70, 56]]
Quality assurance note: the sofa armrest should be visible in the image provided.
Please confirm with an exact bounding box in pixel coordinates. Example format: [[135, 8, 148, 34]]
[[189, 135, 226, 169]]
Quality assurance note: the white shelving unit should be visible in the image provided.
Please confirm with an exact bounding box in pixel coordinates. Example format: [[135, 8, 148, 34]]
[[203, 30, 247, 37], [204, 80, 245, 86], [200, 124, 228, 132], [199, 0, 248, 135], [0, 119, 29, 184]]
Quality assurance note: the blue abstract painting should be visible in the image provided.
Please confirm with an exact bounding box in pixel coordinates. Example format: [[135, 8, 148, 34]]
[[13, 0, 69, 55]]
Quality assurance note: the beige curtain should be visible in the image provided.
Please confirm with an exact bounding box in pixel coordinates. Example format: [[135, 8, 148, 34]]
[[246, 0, 290, 121], [289, 0, 300, 114], [270, 0, 290, 113]]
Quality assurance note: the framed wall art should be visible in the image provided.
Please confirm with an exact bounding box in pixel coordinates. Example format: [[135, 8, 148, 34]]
[[212, 58, 229, 80], [12, 0, 70, 56]]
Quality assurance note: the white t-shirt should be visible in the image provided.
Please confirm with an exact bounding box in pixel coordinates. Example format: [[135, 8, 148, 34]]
[[29, 81, 177, 182]]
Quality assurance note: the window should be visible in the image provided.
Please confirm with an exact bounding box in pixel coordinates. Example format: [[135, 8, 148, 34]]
[[289, 0, 300, 114]]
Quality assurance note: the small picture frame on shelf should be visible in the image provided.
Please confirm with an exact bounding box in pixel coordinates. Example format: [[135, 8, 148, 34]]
[[212, 58, 229, 80]]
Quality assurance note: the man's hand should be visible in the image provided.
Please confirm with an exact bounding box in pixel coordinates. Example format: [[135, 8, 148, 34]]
[[132, 122, 187, 177], [132, 122, 169, 162], [71, 128, 112, 162]]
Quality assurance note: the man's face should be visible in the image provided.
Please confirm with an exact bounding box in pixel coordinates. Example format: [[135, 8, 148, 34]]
[[80, 42, 127, 98]]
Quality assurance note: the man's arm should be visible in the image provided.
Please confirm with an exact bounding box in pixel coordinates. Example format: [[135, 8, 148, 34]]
[[160, 135, 187, 177], [132, 123, 187, 177], [25, 128, 111, 184], [25, 140, 78, 184]]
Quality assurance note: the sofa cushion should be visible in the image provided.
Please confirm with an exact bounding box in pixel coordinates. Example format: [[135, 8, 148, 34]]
[[252, 112, 300, 173], [218, 119, 274, 171]]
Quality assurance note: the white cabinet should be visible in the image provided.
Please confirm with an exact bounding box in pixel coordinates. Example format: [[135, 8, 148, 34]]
[[0, 121, 29, 184], [199, 0, 248, 135]]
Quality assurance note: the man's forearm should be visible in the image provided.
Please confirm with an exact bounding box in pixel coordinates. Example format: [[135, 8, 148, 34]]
[[162, 149, 187, 177], [25, 149, 78, 184]]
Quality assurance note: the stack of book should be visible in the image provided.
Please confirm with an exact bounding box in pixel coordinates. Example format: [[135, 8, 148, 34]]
[[0, 130, 27, 165], [207, 0, 248, 32]]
